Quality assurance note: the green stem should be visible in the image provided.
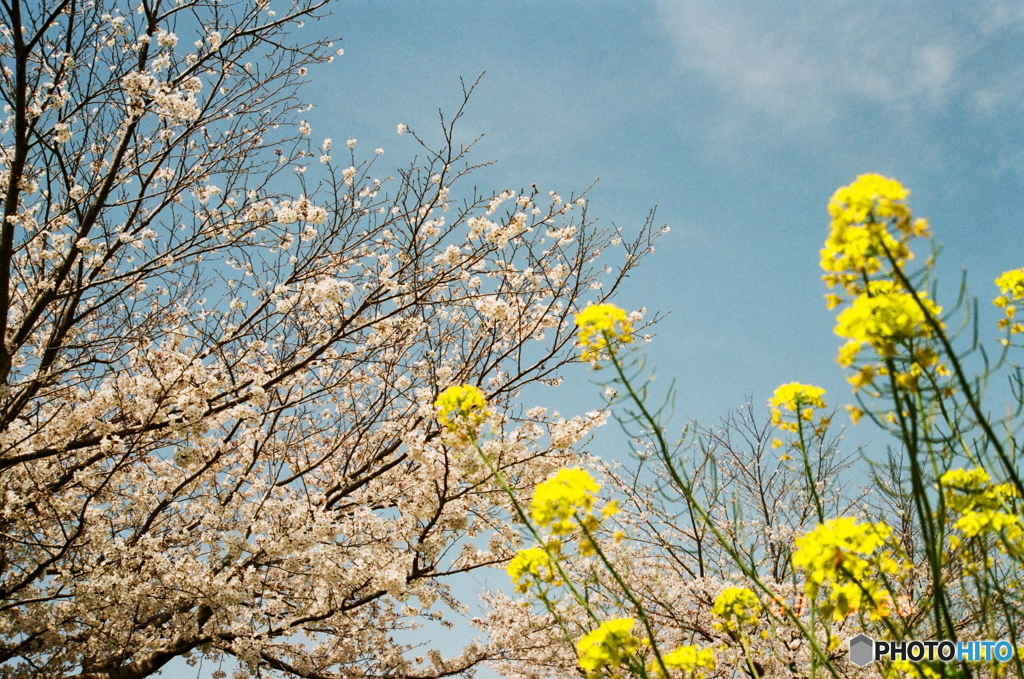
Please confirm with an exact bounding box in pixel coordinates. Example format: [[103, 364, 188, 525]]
[[604, 340, 845, 679]]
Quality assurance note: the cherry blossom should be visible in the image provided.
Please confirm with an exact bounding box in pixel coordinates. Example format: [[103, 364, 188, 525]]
[[0, 4, 657, 677]]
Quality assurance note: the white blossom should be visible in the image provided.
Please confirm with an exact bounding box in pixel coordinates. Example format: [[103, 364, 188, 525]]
[[273, 195, 328, 225], [158, 30, 178, 47], [52, 123, 72, 143], [434, 244, 462, 267], [0, 5, 658, 677], [342, 165, 356, 186]]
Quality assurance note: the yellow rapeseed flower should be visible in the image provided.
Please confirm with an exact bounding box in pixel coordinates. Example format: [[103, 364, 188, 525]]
[[769, 383, 827, 412], [506, 546, 560, 593], [574, 303, 633, 362], [711, 587, 761, 632], [793, 517, 892, 585], [820, 222, 908, 278], [768, 382, 826, 433], [576, 618, 641, 679], [846, 405, 864, 425], [769, 383, 825, 417], [994, 268, 1024, 334], [652, 645, 716, 678], [821, 174, 915, 294], [995, 268, 1024, 300], [940, 467, 1020, 512], [435, 384, 490, 440], [955, 510, 1023, 539], [828, 174, 910, 228], [834, 281, 942, 359], [792, 517, 898, 621], [940, 467, 1024, 556], [531, 467, 601, 536], [847, 364, 875, 391], [940, 467, 996, 506]]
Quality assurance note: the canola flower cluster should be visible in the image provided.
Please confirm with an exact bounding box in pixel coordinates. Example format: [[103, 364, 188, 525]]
[[792, 517, 900, 621], [768, 383, 826, 432], [576, 619, 642, 679], [820, 176, 949, 401], [575, 303, 633, 362], [941, 467, 1024, 558], [530, 466, 618, 539], [657, 645, 716, 677], [506, 546, 561, 594], [505, 467, 617, 593], [768, 382, 830, 451], [434, 384, 490, 442], [711, 587, 761, 633], [820, 173, 927, 296], [576, 617, 716, 679], [994, 268, 1024, 336], [834, 280, 942, 367]]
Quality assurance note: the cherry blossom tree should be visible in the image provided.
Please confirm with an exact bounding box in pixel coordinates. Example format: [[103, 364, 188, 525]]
[[0, 1, 657, 676]]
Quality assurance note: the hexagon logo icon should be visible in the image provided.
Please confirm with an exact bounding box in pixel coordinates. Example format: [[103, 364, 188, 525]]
[[848, 634, 875, 667]]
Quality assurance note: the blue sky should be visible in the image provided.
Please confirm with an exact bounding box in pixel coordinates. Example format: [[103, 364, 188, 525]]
[[303, 0, 1024, 431]]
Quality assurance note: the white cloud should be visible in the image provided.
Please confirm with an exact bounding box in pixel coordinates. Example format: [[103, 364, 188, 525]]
[[654, 0, 962, 128]]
